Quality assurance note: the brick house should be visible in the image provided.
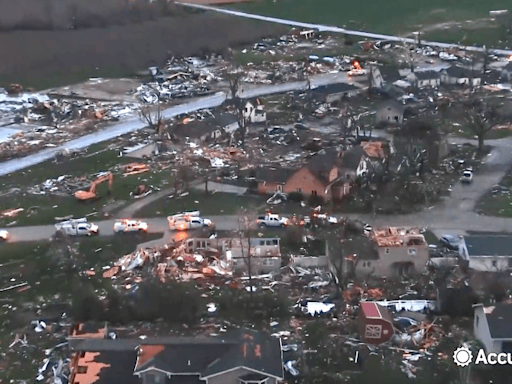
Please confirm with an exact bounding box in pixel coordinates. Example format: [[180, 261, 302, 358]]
[[256, 147, 370, 200]]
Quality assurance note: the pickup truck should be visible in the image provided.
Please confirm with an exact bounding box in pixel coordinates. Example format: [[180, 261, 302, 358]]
[[167, 211, 213, 231], [55, 218, 99, 236], [114, 219, 148, 233], [257, 214, 290, 228]]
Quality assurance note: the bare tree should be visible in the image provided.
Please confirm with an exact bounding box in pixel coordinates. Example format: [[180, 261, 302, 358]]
[[459, 98, 504, 152], [237, 209, 257, 296], [138, 96, 165, 139], [227, 70, 248, 147]]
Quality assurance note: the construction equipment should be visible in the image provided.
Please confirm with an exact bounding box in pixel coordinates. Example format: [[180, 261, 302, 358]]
[[74, 172, 113, 201], [167, 211, 213, 231]]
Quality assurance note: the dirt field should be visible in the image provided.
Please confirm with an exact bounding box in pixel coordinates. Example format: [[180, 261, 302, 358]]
[[0, 12, 285, 90]]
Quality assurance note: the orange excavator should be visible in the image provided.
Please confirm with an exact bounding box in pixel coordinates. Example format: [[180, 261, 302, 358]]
[[74, 172, 113, 201]]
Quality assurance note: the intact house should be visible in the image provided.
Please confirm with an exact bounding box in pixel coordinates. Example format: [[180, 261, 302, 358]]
[[173, 113, 239, 144], [243, 99, 267, 124], [501, 62, 512, 82], [392, 123, 449, 167], [338, 227, 429, 278], [474, 303, 512, 354], [458, 235, 512, 271], [440, 65, 481, 87], [311, 83, 361, 104], [371, 66, 403, 89], [406, 71, 441, 88], [68, 328, 284, 384], [184, 237, 282, 274], [375, 100, 405, 125]]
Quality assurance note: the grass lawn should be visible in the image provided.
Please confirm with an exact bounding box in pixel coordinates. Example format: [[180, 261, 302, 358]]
[[232, 0, 512, 41], [0, 142, 174, 226], [135, 190, 264, 217], [476, 171, 512, 217], [0, 232, 161, 381]]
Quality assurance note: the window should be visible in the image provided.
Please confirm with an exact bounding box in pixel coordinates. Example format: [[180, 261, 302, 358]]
[[296, 188, 302, 193], [277, 185, 283, 192], [408, 248, 417, 255], [385, 248, 390, 254], [312, 190, 317, 195], [476, 315, 479, 327], [492, 260, 498, 268], [262, 258, 275, 266], [365, 324, 382, 339]]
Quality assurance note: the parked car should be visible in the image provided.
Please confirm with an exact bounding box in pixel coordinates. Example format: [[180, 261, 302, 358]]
[[114, 219, 148, 233], [167, 211, 213, 231], [0, 230, 8, 241], [439, 235, 459, 250], [461, 168, 473, 184]]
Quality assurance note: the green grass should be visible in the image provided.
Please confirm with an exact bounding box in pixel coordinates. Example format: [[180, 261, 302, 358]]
[[0, 143, 174, 226], [476, 171, 512, 217], [232, 0, 512, 39], [135, 190, 263, 217], [0, 233, 161, 381]]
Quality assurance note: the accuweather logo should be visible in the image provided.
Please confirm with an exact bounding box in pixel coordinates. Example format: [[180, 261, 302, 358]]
[[453, 346, 512, 366]]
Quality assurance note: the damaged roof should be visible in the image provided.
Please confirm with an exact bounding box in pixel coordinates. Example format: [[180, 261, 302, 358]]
[[464, 235, 512, 257], [255, 167, 295, 184], [442, 65, 481, 78], [411, 71, 440, 80], [311, 82, 360, 96], [341, 146, 365, 171], [379, 66, 403, 83], [132, 329, 283, 379], [482, 303, 512, 339], [72, 351, 139, 384], [306, 147, 341, 183], [174, 113, 238, 138]]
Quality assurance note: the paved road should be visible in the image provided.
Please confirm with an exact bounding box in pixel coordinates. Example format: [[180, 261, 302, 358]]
[[0, 71, 367, 177], [179, 2, 512, 56]]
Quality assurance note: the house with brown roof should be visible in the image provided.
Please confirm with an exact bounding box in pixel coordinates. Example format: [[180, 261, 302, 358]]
[[68, 328, 283, 384], [255, 148, 352, 201]]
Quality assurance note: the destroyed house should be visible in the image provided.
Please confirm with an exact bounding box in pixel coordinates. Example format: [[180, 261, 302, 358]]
[[68, 329, 284, 384], [440, 65, 481, 87], [185, 237, 282, 274], [255, 167, 295, 195], [458, 235, 512, 271], [371, 66, 403, 89], [406, 71, 440, 88], [339, 146, 368, 180], [174, 114, 239, 144], [474, 303, 512, 354], [368, 227, 429, 277], [501, 62, 512, 81], [243, 100, 266, 124], [311, 83, 361, 103], [375, 101, 404, 125]]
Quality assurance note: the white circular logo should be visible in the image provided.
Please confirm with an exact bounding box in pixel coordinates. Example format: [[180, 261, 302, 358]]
[[453, 346, 473, 367]]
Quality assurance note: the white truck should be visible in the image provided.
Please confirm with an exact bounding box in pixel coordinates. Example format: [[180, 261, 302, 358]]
[[114, 219, 148, 233], [0, 230, 8, 241], [167, 211, 213, 231], [257, 213, 290, 228], [55, 218, 99, 236]]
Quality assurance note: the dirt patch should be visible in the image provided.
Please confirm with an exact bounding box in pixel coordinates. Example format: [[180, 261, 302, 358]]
[[0, 12, 286, 89]]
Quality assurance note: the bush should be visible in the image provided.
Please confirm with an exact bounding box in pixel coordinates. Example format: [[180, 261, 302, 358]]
[[308, 194, 324, 207], [287, 191, 304, 203]]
